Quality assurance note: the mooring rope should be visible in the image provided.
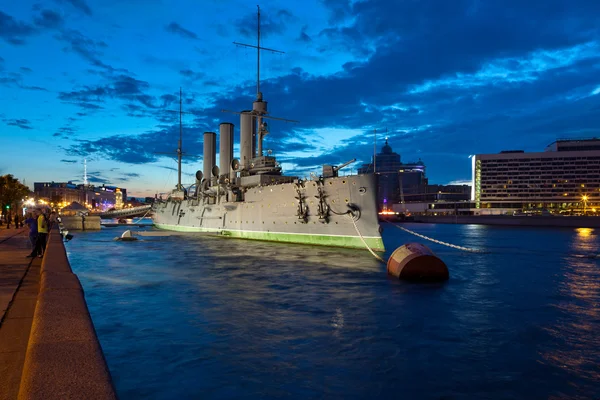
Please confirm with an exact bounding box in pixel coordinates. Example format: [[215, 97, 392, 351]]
[[389, 223, 487, 253], [348, 214, 385, 262], [131, 208, 152, 225]]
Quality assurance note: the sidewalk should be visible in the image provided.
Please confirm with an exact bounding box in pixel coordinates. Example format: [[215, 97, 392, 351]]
[[0, 226, 42, 399]]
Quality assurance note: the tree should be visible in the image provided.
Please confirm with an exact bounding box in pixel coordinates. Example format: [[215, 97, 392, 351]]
[[0, 175, 31, 212]]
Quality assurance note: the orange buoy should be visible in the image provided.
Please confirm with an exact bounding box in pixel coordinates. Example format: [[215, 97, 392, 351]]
[[387, 243, 449, 282]]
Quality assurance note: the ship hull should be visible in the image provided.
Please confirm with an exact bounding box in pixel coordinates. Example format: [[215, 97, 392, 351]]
[[152, 174, 384, 252]]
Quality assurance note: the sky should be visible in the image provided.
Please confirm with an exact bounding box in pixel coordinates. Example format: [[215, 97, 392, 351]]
[[1, 0, 600, 197]]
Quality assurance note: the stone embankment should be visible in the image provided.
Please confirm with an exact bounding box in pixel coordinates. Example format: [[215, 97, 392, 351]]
[[59, 215, 101, 230], [0, 226, 117, 399]]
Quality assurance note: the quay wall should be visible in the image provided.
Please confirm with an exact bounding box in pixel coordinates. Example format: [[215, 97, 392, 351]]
[[60, 215, 101, 231], [412, 215, 600, 228], [18, 228, 117, 400]]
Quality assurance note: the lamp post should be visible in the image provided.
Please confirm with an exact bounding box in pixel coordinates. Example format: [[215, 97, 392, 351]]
[[582, 195, 588, 214]]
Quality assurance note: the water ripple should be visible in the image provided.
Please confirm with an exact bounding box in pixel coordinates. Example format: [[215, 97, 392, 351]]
[[66, 222, 600, 399]]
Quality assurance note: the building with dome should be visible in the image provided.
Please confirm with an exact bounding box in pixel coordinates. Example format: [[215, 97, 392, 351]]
[[358, 139, 428, 210]]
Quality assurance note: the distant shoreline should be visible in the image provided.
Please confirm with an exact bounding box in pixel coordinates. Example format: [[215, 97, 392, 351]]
[[409, 215, 600, 228]]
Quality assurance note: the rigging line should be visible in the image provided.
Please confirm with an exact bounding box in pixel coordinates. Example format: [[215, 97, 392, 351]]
[[161, 166, 174, 192]]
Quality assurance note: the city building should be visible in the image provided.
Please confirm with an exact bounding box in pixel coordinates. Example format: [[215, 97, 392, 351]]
[[34, 182, 128, 211], [393, 137, 600, 216], [358, 139, 427, 209], [472, 138, 600, 214]]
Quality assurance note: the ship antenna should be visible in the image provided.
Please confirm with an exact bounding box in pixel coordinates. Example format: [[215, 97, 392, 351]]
[[225, 6, 298, 158], [373, 128, 377, 174], [177, 87, 183, 190], [233, 5, 284, 101], [257, 5, 260, 97]]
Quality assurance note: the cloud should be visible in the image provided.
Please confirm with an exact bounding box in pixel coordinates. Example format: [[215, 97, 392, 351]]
[[446, 180, 472, 186], [58, 74, 151, 107], [0, 11, 37, 45], [165, 22, 198, 40], [87, 175, 109, 184], [64, 122, 206, 165], [298, 26, 311, 43], [115, 172, 142, 182], [60, 159, 78, 163], [53, 125, 77, 138], [0, 70, 49, 91], [235, 8, 293, 39], [0, 70, 48, 92], [179, 69, 204, 81], [53, 0, 92, 16], [55, 29, 122, 71], [4, 118, 33, 130], [59, 75, 182, 119], [43, 0, 600, 186], [33, 9, 64, 29]]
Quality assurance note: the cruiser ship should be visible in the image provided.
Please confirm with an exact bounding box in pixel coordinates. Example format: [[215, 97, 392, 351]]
[[152, 7, 384, 252]]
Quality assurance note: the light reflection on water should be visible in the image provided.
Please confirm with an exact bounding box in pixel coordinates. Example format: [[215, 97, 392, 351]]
[[66, 222, 600, 399], [539, 227, 600, 398]]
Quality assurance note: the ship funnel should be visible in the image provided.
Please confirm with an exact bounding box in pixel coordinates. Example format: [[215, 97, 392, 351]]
[[240, 111, 255, 170], [219, 122, 234, 181], [203, 131, 216, 186]]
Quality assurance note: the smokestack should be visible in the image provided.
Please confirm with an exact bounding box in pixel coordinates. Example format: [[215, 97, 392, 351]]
[[240, 111, 254, 169], [203, 131, 216, 185], [219, 123, 234, 181]]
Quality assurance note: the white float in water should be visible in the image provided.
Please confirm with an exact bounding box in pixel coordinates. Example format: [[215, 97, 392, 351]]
[[114, 230, 138, 241]]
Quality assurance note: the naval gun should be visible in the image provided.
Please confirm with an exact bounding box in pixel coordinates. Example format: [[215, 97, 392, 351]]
[[322, 158, 356, 178]]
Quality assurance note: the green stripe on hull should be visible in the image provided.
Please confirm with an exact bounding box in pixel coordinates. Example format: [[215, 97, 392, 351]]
[[153, 223, 385, 252]]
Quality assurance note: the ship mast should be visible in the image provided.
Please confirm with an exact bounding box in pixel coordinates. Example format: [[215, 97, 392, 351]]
[[257, 5, 261, 98], [177, 87, 183, 190], [232, 6, 294, 158]]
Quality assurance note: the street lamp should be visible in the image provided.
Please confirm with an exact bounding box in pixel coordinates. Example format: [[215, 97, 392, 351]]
[[582, 195, 588, 214]]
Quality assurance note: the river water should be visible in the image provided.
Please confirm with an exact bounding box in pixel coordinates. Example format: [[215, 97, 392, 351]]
[[65, 220, 600, 399]]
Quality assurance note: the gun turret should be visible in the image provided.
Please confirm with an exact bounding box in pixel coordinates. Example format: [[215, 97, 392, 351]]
[[322, 158, 357, 178]]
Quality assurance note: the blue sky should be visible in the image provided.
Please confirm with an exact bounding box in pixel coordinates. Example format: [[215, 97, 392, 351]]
[[1, 0, 600, 196]]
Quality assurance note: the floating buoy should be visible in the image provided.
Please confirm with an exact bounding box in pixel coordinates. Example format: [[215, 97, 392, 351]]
[[114, 230, 138, 241], [387, 242, 448, 282]]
